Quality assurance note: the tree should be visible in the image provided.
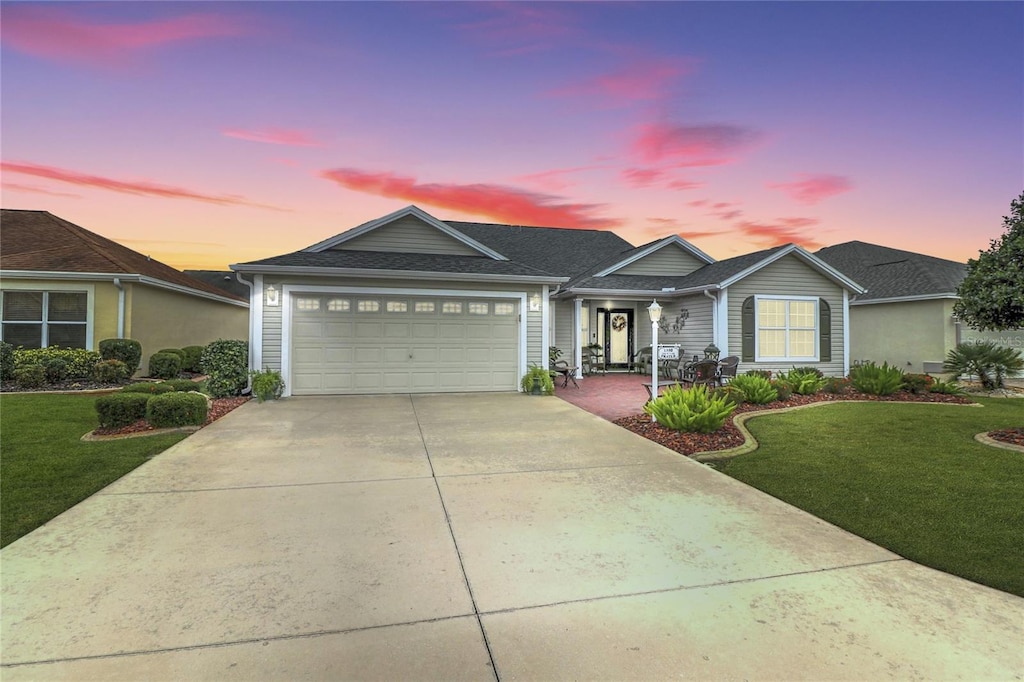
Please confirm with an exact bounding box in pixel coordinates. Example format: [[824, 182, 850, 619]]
[[954, 192, 1024, 331]]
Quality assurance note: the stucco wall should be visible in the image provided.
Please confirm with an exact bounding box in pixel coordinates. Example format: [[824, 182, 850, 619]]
[[130, 284, 248, 374], [848, 299, 953, 373]]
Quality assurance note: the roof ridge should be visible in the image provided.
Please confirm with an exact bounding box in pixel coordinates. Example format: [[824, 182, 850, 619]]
[[44, 211, 140, 274], [443, 219, 615, 235]]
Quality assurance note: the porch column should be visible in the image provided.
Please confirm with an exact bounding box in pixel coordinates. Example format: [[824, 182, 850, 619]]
[[574, 297, 583, 378]]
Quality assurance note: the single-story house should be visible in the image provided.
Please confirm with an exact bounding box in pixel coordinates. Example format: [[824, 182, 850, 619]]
[[816, 240, 1023, 373], [0, 209, 249, 375], [231, 205, 865, 396]]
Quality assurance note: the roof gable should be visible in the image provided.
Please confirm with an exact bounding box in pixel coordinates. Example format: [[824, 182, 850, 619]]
[[816, 241, 965, 302], [719, 244, 864, 292], [596, 236, 714, 277], [0, 209, 245, 301], [304, 205, 507, 260]]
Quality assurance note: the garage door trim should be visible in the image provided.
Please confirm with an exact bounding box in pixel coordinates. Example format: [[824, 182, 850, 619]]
[[280, 284, 528, 397]]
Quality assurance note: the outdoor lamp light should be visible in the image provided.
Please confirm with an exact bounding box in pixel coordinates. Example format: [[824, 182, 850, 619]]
[[647, 300, 662, 323], [265, 284, 280, 307], [648, 300, 662, 422], [704, 342, 720, 358]]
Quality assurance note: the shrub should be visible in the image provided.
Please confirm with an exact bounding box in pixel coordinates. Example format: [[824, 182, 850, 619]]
[[729, 374, 778, 405], [13, 346, 101, 380], [181, 345, 205, 373], [201, 339, 249, 398], [822, 376, 850, 394], [159, 379, 201, 392], [712, 384, 746, 407], [745, 369, 773, 380], [250, 368, 284, 402], [13, 363, 46, 389], [146, 391, 208, 428], [644, 384, 737, 433], [943, 341, 1023, 390], [771, 379, 792, 402], [95, 393, 150, 428], [929, 378, 965, 395], [0, 341, 14, 381], [157, 348, 186, 361], [99, 338, 143, 377], [520, 364, 554, 395], [148, 352, 182, 380], [92, 359, 129, 383], [850, 361, 905, 396], [120, 382, 175, 395], [902, 373, 934, 395], [776, 368, 827, 395]]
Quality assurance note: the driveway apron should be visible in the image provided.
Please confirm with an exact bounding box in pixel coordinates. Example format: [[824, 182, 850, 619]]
[[2, 394, 1021, 680]]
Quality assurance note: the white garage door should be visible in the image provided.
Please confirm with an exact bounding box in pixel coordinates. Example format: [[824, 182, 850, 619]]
[[290, 294, 519, 395]]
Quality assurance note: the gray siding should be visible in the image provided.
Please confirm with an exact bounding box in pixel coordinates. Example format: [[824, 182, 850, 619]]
[[646, 295, 714, 360], [333, 216, 480, 256], [552, 300, 575, 357], [726, 254, 846, 376], [616, 246, 705, 276]]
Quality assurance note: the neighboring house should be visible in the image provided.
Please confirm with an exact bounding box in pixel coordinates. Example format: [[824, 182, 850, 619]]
[[816, 240, 1024, 373], [0, 210, 249, 375], [232, 205, 864, 396], [184, 270, 252, 299]]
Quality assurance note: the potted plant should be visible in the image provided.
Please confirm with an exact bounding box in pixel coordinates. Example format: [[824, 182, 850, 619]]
[[520, 364, 554, 395]]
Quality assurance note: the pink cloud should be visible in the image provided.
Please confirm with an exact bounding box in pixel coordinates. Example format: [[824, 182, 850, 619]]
[[222, 128, 323, 148], [768, 174, 853, 205], [688, 199, 709, 208], [621, 168, 666, 188], [319, 168, 620, 229], [453, 3, 577, 57], [1, 6, 250, 66], [667, 179, 703, 191], [2, 161, 286, 211], [551, 58, 695, 104], [735, 217, 823, 249], [2, 182, 80, 199], [515, 165, 603, 192], [632, 122, 762, 166]]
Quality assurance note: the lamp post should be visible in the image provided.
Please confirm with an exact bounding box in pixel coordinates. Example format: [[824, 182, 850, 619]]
[[648, 300, 662, 422]]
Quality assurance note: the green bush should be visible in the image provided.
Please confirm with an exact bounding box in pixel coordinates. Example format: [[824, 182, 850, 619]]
[[943, 341, 1023, 390], [250, 368, 284, 402], [712, 384, 746, 407], [98, 338, 142, 377], [823, 376, 850, 394], [520, 364, 554, 395], [95, 393, 150, 428], [902, 373, 934, 395], [13, 364, 45, 389], [644, 384, 737, 433], [850, 361, 905, 396], [120, 382, 175, 395], [157, 348, 186, 361], [181, 345, 205, 373], [13, 347, 101, 380], [745, 369, 773, 380], [729, 374, 778, 404], [0, 341, 14, 381], [201, 339, 249, 398], [771, 379, 792, 401], [929, 378, 965, 395], [92, 359, 129, 383], [146, 391, 208, 428], [159, 379, 201, 392], [148, 352, 182, 380], [776, 368, 827, 395]]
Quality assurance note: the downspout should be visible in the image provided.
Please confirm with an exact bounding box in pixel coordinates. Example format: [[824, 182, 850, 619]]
[[703, 289, 717, 350], [113, 277, 125, 338], [235, 271, 256, 392]]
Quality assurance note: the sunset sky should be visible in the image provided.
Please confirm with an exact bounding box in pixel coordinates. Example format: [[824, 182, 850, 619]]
[[2, 1, 1021, 270]]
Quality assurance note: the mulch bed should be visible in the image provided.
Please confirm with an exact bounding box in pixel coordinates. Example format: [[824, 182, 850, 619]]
[[613, 390, 974, 458], [92, 396, 250, 436], [989, 428, 1024, 448]]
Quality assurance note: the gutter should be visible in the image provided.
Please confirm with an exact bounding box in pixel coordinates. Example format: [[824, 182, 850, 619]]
[[113, 277, 125, 338], [0, 270, 248, 307], [235, 271, 257, 391], [559, 285, 721, 299], [229, 264, 566, 285]]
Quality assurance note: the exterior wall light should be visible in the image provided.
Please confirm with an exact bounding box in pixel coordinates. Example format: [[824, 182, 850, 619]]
[[265, 284, 280, 307]]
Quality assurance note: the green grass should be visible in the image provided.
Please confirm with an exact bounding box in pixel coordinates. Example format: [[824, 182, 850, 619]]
[[715, 397, 1024, 596], [1, 394, 188, 548]]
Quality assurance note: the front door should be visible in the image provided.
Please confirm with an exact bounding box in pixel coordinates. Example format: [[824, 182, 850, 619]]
[[602, 308, 634, 369]]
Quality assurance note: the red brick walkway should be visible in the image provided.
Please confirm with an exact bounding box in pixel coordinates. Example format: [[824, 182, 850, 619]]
[[553, 371, 656, 421]]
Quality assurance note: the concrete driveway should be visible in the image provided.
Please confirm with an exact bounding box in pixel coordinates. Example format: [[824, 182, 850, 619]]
[[2, 394, 1021, 680]]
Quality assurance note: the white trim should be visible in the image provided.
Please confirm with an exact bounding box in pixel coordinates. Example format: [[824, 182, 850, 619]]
[[230, 264, 564, 285], [0, 281, 95, 350], [843, 289, 850, 375], [279, 284, 528, 398], [541, 285, 550, 369], [574, 298, 583, 378], [113, 277, 125, 338], [716, 289, 729, 353], [850, 293, 958, 305], [703, 289, 718, 354], [753, 294, 820, 363], [250, 274, 263, 373], [301, 205, 509, 261], [593, 235, 715, 277], [564, 286, 718, 298], [718, 245, 866, 294], [0, 270, 247, 307]]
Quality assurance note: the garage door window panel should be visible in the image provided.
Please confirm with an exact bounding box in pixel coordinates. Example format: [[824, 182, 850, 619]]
[[327, 298, 350, 312], [442, 302, 462, 314], [415, 302, 436, 313], [357, 300, 380, 312], [386, 301, 408, 313]]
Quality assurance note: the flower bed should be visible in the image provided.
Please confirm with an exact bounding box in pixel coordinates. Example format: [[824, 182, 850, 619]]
[[989, 427, 1024, 448], [93, 396, 249, 436], [614, 390, 973, 458]]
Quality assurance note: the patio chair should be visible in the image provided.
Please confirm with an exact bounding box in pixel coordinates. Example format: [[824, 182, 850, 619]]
[[660, 356, 683, 381], [717, 356, 739, 386], [549, 359, 579, 388], [629, 346, 652, 374], [583, 347, 605, 375], [680, 359, 719, 389]]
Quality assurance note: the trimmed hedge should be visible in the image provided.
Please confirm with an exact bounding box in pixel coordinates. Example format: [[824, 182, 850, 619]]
[[149, 352, 182, 380], [146, 392, 208, 428], [159, 379, 202, 392], [201, 339, 248, 397], [157, 348, 186, 361], [98, 339, 142, 377], [95, 393, 151, 428], [0, 341, 14, 381], [14, 364, 45, 389], [92, 359, 129, 383], [120, 382, 175, 395], [181, 345, 205, 373], [13, 347, 100, 379]]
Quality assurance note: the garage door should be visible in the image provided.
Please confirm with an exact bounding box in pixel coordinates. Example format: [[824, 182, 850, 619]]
[[290, 294, 519, 395]]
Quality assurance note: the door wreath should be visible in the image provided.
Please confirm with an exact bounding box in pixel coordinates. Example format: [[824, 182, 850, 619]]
[[611, 314, 627, 332]]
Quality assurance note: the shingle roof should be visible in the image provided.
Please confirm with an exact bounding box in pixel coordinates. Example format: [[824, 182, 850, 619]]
[[816, 241, 965, 302], [1, 209, 246, 301], [238, 249, 559, 278], [184, 270, 252, 298]]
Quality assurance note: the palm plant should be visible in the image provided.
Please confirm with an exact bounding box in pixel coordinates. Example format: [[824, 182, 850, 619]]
[[943, 341, 1023, 390]]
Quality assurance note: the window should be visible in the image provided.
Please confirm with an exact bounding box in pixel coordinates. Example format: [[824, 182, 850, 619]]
[[327, 298, 350, 312], [1, 290, 87, 349], [756, 297, 817, 360], [414, 301, 435, 313], [296, 297, 320, 311], [386, 301, 408, 313], [494, 302, 515, 316], [442, 301, 462, 314], [468, 302, 488, 315], [357, 300, 380, 312]]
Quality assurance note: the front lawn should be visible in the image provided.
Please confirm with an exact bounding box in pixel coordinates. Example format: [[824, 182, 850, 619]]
[[714, 397, 1024, 596], [1, 393, 188, 548]]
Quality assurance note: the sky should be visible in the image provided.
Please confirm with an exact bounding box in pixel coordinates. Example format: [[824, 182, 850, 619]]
[[1, 1, 1021, 271]]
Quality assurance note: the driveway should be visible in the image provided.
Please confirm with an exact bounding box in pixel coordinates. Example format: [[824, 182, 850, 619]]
[[2, 394, 1021, 680]]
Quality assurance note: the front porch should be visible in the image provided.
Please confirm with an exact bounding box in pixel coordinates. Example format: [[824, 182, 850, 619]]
[[552, 372, 655, 421]]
